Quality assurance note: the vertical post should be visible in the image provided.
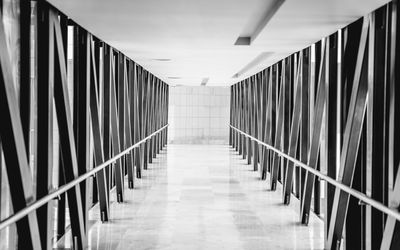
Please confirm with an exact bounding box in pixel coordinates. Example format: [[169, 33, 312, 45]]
[[325, 32, 339, 243], [366, 7, 387, 249], [73, 25, 90, 233], [103, 43, 111, 197], [19, 0, 31, 154], [135, 66, 143, 178], [36, 2, 53, 249], [252, 75, 259, 171], [124, 59, 134, 189], [299, 47, 311, 204], [246, 79, 252, 165], [109, 49, 124, 202], [118, 53, 126, 179]]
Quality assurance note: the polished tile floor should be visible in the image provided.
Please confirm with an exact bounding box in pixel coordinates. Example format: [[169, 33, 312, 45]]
[[86, 144, 324, 250]]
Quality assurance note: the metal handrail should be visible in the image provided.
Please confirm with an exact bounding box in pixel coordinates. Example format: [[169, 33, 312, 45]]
[[230, 125, 400, 222], [0, 124, 169, 231]]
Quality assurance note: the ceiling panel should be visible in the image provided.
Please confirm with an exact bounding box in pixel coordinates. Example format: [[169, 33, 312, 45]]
[[48, 0, 389, 86]]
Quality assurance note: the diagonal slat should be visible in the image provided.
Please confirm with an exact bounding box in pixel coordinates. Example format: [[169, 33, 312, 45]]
[[51, 9, 87, 248], [88, 34, 110, 222], [326, 16, 369, 249], [300, 38, 327, 225], [109, 49, 125, 202], [0, 7, 41, 250], [283, 53, 303, 204], [270, 60, 286, 191]]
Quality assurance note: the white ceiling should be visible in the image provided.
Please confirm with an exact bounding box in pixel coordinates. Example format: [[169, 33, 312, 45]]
[[48, 0, 389, 86]]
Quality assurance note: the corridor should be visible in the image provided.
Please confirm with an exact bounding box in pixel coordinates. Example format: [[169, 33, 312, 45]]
[[84, 145, 323, 250], [2, 0, 400, 249]]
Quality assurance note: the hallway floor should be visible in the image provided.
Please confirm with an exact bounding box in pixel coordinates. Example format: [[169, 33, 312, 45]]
[[87, 144, 324, 250]]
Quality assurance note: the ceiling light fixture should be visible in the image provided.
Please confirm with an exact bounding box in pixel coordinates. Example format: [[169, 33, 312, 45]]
[[233, 52, 274, 78], [153, 58, 172, 61], [234, 0, 285, 46], [200, 77, 209, 86], [234, 37, 251, 46]]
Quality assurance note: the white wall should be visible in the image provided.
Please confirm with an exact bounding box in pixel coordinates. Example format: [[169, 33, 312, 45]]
[[168, 86, 230, 144]]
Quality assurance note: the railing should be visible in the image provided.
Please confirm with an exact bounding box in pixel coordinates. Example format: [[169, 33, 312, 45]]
[[0, 124, 169, 231], [229, 125, 400, 222]]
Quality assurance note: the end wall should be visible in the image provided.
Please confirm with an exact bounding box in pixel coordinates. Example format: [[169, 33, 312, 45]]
[[168, 86, 230, 144]]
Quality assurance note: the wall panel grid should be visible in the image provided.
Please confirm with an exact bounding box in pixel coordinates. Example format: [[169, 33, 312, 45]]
[[230, 1, 400, 249], [0, 1, 169, 249], [168, 86, 229, 144]]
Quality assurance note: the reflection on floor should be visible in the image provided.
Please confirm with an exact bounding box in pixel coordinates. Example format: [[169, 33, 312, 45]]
[[86, 144, 323, 249]]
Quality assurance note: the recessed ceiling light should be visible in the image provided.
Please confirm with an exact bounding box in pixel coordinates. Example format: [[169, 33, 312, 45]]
[[168, 76, 181, 79], [153, 58, 172, 61], [201, 77, 209, 86]]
